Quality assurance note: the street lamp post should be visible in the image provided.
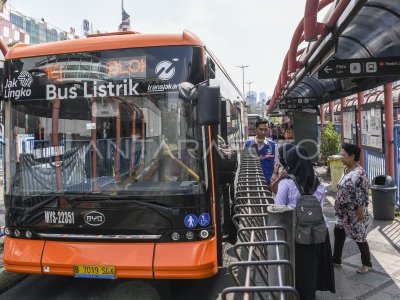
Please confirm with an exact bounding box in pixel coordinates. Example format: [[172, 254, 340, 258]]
[[236, 65, 249, 100], [246, 81, 254, 104]]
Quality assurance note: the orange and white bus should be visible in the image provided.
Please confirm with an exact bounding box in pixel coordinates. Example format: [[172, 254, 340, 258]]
[[1, 30, 246, 279]]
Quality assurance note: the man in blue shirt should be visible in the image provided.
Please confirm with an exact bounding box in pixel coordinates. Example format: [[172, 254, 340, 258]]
[[244, 117, 279, 184]]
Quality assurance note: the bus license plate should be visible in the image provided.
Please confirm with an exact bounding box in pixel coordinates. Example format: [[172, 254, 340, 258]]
[[74, 265, 116, 279]]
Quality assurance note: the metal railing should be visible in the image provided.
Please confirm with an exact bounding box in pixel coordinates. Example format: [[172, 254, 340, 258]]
[[364, 148, 386, 184], [222, 147, 298, 300], [394, 125, 400, 205]]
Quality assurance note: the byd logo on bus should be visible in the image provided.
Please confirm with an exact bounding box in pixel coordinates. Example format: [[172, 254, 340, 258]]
[[84, 211, 105, 226]]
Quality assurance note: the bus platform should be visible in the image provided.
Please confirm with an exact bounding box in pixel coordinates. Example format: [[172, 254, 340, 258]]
[[314, 165, 400, 300], [0, 168, 399, 298]]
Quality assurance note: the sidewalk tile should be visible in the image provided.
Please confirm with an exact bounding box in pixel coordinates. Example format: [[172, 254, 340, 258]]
[[349, 281, 375, 298], [382, 282, 400, 296], [316, 290, 345, 300], [348, 272, 391, 288], [365, 291, 398, 300], [333, 267, 358, 298]]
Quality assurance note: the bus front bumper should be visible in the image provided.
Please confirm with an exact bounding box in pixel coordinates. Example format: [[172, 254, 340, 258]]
[[3, 236, 218, 279]]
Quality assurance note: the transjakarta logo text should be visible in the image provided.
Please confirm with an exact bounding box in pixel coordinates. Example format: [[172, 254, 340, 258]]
[[46, 79, 139, 100]]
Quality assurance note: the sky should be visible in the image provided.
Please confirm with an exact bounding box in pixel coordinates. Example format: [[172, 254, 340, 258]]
[[9, 0, 311, 99]]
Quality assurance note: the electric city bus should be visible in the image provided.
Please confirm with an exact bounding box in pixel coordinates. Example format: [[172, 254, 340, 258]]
[[1, 30, 246, 279]]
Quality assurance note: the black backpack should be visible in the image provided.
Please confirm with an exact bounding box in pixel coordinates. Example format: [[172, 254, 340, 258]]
[[287, 174, 327, 245]]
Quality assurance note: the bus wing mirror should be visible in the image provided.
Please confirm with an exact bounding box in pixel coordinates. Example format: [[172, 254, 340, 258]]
[[178, 82, 198, 101], [198, 85, 220, 126]]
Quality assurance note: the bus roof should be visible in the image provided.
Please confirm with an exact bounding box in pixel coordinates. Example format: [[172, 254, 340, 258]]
[[5, 30, 205, 60]]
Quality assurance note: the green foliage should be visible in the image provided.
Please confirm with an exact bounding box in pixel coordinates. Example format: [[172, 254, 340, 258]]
[[395, 207, 400, 218], [320, 122, 341, 162], [7, 40, 18, 48], [270, 116, 281, 125]]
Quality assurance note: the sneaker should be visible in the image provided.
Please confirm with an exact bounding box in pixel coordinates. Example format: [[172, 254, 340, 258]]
[[357, 265, 372, 274], [333, 262, 342, 267]]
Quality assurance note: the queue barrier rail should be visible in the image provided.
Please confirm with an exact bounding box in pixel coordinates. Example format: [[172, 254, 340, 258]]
[[222, 147, 298, 300]]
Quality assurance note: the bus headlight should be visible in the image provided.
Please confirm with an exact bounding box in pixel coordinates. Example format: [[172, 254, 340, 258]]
[[14, 229, 21, 237], [199, 230, 209, 239], [4, 227, 11, 236], [25, 230, 33, 238]]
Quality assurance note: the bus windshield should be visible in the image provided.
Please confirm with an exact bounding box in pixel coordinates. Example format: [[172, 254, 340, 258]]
[[4, 46, 205, 197]]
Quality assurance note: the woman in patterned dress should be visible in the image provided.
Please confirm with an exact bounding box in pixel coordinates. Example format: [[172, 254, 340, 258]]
[[332, 143, 372, 273]]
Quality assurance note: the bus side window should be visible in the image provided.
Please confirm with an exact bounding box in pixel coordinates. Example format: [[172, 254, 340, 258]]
[[206, 57, 215, 80]]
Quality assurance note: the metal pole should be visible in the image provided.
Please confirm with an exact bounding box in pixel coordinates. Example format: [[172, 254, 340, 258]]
[[246, 81, 254, 105], [329, 101, 334, 124], [357, 91, 365, 167], [340, 97, 346, 143], [267, 205, 295, 300], [236, 65, 250, 100], [384, 83, 394, 179], [320, 104, 325, 129]]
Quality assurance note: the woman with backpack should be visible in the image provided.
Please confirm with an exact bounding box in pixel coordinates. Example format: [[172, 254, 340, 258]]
[[274, 146, 335, 300]]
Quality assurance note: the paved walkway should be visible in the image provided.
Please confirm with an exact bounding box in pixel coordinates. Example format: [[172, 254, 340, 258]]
[[315, 165, 400, 299]]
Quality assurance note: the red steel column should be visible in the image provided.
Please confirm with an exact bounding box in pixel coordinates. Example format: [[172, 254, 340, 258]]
[[340, 97, 346, 142], [357, 92, 364, 167], [320, 104, 325, 129], [395, 90, 400, 123], [115, 104, 121, 182], [0, 39, 8, 56], [91, 100, 100, 193], [384, 83, 394, 179], [329, 101, 334, 124], [52, 98, 64, 193]]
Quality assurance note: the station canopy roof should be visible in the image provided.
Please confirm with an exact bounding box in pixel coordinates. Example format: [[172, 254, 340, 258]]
[[275, 0, 400, 110]]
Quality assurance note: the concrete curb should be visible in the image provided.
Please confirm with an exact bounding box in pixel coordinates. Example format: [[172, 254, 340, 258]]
[[0, 237, 27, 294]]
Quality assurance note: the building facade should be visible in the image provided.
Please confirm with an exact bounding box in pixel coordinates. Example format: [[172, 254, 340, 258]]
[[0, 2, 67, 46], [246, 91, 257, 107]]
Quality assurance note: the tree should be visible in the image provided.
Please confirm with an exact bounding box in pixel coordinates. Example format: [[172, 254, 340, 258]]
[[7, 40, 18, 48], [320, 122, 341, 163], [269, 116, 281, 125]]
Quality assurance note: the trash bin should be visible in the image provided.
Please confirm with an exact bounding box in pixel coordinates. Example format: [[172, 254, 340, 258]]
[[370, 175, 397, 221], [328, 155, 344, 192]]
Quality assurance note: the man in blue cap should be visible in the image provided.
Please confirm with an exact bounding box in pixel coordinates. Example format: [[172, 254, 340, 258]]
[[244, 117, 279, 184]]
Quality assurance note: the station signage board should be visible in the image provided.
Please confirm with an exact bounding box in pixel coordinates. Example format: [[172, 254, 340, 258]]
[[318, 56, 400, 79], [278, 98, 317, 110], [360, 102, 384, 153], [342, 105, 358, 145]]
